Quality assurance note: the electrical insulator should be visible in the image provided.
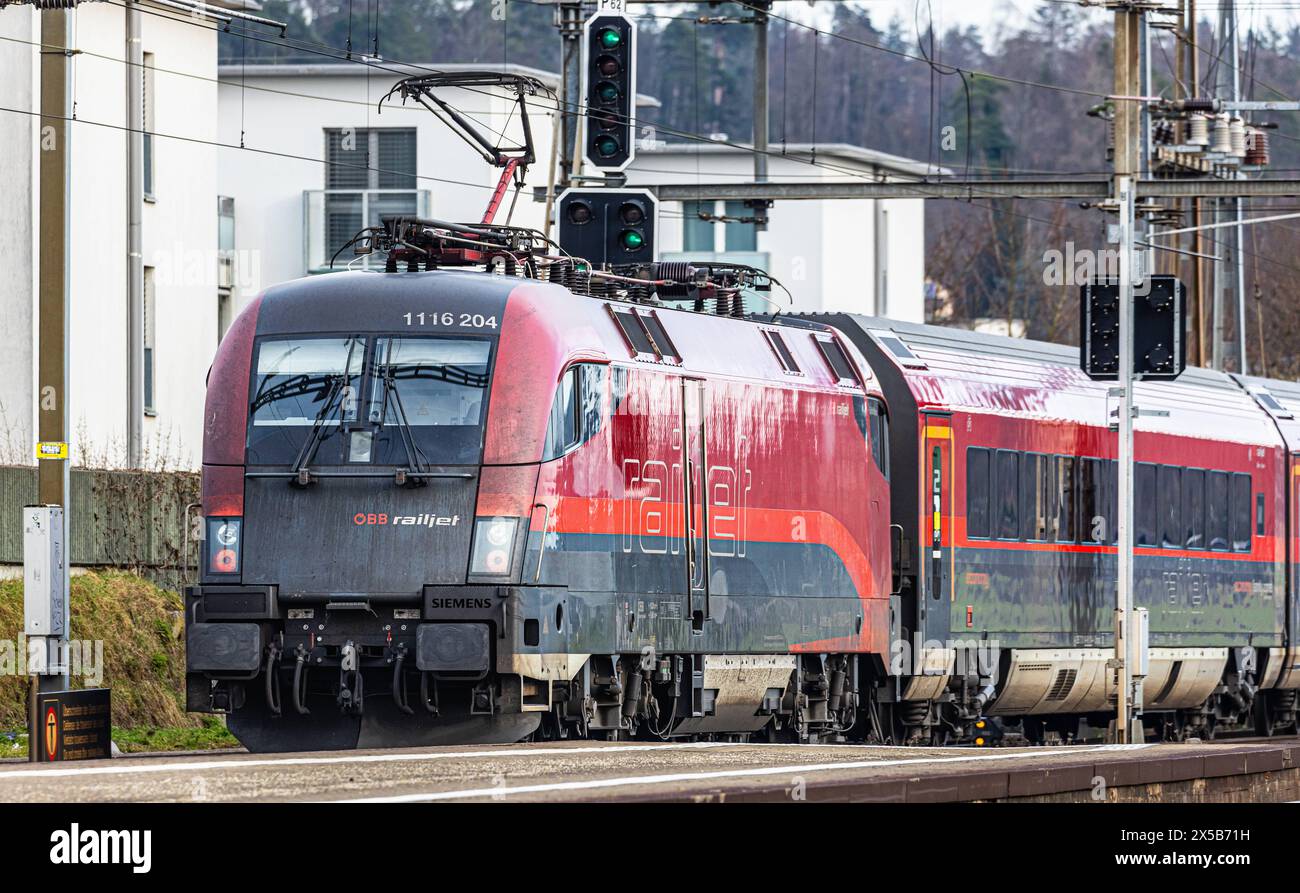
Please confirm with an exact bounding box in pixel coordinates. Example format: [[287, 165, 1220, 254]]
[[1229, 117, 1247, 157], [1187, 113, 1209, 147], [1244, 128, 1270, 167], [1210, 113, 1234, 154]]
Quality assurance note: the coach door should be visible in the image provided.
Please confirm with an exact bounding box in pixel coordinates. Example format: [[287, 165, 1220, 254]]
[[921, 413, 954, 642], [683, 378, 709, 633]]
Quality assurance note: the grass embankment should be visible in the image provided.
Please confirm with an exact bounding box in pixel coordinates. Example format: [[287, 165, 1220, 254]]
[[0, 571, 238, 757]]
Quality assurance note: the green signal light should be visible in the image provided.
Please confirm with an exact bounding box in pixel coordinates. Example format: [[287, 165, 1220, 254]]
[[619, 229, 645, 251], [594, 135, 620, 157], [596, 81, 620, 103], [598, 27, 622, 50]]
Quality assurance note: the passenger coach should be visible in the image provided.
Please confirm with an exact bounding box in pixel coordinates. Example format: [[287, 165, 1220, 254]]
[[822, 315, 1300, 742]]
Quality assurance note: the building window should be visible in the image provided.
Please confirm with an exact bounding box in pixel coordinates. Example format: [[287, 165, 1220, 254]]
[[142, 52, 155, 199], [143, 266, 156, 415], [217, 196, 235, 343], [682, 201, 714, 252], [723, 201, 756, 251], [323, 128, 418, 266]]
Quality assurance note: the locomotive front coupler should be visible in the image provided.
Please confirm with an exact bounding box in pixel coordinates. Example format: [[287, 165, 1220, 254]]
[[337, 641, 363, 715]]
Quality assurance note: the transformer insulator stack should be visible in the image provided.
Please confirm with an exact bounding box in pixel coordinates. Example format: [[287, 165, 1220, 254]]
[[1229, 117, 1247, 158], [1210, 113, 1234, 154]]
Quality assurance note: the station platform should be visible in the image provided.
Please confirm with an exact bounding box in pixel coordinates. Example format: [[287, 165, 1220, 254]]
[[1, 737, 1296, 803], [633, 739, 1300, 804]]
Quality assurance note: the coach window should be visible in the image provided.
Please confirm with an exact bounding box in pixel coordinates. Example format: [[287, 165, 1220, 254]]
[[1105, 460, 1119, 544], [1054, 456, 1076, 542], [867, 398, 890, 479], [1021, 453, 1051, 542], [1206, 471, 1230, 550], [1078, 458, 1103, 544], [1256, 493, 1266, 537], [966, 448, 991, 538], [1230, 474, 1252, 552], [1158, 465, 1181, 549], [1182, 468, 1206, 549], [1135, 463, 1158, 546], [995, 450, 1020, 539]]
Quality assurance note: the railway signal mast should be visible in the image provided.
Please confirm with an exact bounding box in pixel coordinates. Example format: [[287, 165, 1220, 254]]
[[553, 7, 659, 262]]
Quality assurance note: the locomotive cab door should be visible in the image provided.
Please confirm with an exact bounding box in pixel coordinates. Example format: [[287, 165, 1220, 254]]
[[683, 378, 709, 633], [920, 412, 954, 643]]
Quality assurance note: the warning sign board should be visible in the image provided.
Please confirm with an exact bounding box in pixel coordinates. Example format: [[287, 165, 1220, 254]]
[[36, 688, 112, 762]]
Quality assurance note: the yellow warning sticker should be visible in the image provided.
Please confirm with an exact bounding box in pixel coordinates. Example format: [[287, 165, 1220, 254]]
[[35, 441, 68, 460]]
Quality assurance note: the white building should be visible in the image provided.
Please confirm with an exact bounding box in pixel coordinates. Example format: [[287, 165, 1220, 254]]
[[215, 62, 585, 291], [625, 142, 933, 320], [0, 1, 242, 470]]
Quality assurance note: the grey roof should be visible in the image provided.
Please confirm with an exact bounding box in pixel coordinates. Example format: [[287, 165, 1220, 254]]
[[216, 61, 662, 108]]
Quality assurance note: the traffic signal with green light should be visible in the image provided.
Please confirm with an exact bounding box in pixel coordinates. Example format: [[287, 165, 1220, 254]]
[[556, 188, 656, 267], [582, 13, 636, 171]]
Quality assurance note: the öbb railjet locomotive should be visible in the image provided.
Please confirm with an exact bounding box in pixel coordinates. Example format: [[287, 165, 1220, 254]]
[[187, 230, 1300, 752]]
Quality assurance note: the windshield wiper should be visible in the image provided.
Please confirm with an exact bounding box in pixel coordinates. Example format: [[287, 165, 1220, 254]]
[[287, 374, 348, 486], [287, 340, 360, 486], [375, 364, 431, 488]]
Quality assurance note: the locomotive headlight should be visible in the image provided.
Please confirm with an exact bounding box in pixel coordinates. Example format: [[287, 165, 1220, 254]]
[[206, 517, 242, 576], [470, 516, 520, 576]]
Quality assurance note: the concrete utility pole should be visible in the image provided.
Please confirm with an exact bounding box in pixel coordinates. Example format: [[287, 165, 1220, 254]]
[[31, 2, 74, 759], [751, 0, 769, 232], [127, 0, 145, 466], [557, 1, 586, 189], [1110, 3, 1142, 745]]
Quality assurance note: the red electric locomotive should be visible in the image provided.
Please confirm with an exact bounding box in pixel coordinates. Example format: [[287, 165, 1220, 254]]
[[188, 230, 891, 751]]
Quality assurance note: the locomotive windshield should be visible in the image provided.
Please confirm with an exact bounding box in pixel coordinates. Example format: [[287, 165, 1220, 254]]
[[247, 334, 493, 466]]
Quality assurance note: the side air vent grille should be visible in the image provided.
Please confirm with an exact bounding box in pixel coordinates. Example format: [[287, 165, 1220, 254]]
[[1045, 668, 1078, 701]]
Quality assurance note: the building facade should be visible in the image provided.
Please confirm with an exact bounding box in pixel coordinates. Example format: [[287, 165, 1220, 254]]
[[625, 142, 932, 321], [0, 1, 233, 470]]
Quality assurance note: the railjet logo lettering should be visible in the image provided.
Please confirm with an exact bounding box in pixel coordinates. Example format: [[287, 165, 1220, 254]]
[[50, 824, 152, 874], [353, 512, 460, 528]]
